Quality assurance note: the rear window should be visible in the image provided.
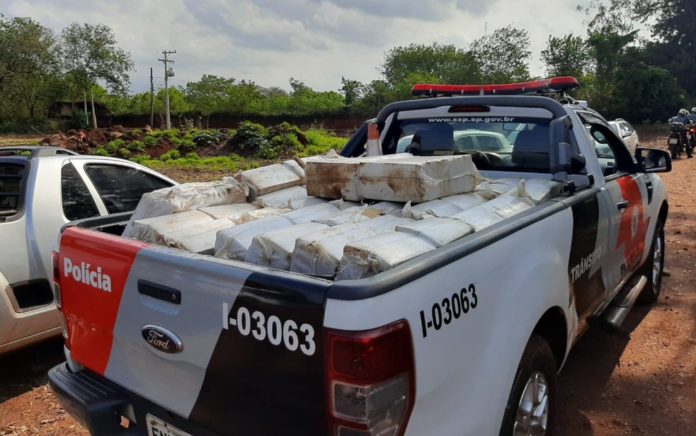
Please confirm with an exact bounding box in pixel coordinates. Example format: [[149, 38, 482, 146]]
[[386, 116, 552, 172], [0, 163, 26, 219]]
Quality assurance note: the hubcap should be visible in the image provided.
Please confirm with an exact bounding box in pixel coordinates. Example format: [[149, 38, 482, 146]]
[[513, 371, 549, 436], [652, 231, 663, 287]]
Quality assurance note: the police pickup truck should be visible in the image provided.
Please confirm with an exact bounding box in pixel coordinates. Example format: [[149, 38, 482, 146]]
[[48, 78, 671, 436]]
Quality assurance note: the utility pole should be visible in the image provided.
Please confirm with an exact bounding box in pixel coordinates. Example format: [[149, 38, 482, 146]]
[[149, 67, 154, 127], [158, 50, 176, 129]]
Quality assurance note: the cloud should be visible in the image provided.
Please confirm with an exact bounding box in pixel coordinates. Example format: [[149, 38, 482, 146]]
[[3, 0, 589, 93]]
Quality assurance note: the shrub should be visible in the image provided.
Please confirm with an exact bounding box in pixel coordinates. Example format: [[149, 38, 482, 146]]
[[127, 140, 145, 152], [93, 147, 109, 156], [267, 122, 308, 145], [229, 122, 269, 156], [143, 135, 158, 148], [117, 147, 131, 158], [184, 152, 199, 159], [177, 139, 196, 154], [159, 150, 181, 161], [107, 138, 126, 149], [260, 133, 303, 159], [192, 131, 224, 148]]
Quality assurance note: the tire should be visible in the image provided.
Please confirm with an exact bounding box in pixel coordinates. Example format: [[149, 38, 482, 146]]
[[669, 143, 677, 159], [637, 220, 665, 304], [499, 335, 557, 436]]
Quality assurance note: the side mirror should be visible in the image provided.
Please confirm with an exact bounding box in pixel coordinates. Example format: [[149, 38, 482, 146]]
[[634, 147, 671, 173]]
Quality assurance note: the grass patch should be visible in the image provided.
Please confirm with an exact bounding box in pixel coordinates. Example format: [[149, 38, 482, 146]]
[[300, 129, 348, 156], [133, 155, 264, 173]]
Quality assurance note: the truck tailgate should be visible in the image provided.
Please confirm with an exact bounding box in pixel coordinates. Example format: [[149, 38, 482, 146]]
[[58, 226, 329, 435]]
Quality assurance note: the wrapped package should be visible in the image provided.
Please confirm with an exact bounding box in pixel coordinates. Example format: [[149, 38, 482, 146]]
[[365, 201, 403, 216], [329, 198, 364, 210], [245, 223, 329, 270], [291, 215, 414, 277], [336, 232, 437, 280], [403, 192, 487, 220], [198, 203, 259, 220], [474, 178, 519, 199], [130, 210, 213, 243], [441, 192, 487, 210], [502, 178, 563, 204], [214, 215, 292, 260], [452, 195, 534, 232], [403, 199, 463, 220], [234, 207, 292, 224], [253, 186, 325, 209], [313, 206, 383, 226], [163, 218, 236, 254], [122, 177, 247, 237], [242, 160, 305, 199], [396, 218, 473, 247], [282, 203, 341, 224], [305, 153, 479, 202]]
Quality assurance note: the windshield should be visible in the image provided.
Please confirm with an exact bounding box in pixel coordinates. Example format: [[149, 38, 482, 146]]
[[385, 116, 552, 172]]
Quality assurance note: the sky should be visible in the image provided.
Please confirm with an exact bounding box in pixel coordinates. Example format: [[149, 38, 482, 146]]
[[3, 0, 592, 94]]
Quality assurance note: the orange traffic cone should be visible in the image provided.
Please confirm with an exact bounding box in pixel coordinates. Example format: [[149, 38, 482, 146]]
[[366, 123, 382, 156]]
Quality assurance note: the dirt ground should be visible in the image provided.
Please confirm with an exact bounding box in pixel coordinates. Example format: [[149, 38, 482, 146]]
[[0, 129, 695, 435]]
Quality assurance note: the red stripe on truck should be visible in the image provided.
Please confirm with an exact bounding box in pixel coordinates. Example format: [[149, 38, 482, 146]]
[[59, 227, 148, 375]]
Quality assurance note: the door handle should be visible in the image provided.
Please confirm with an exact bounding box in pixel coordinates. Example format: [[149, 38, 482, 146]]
[[616, 200, 629, 211], [138, 280, 181, 304]]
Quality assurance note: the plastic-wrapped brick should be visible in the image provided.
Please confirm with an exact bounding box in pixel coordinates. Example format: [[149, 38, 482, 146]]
[[214, 215, 292, 260], [130, 210, 213, 243], [336, 231, 437, 280], [122, 176, 247, 237], [245, 222, 329, 270], [395, 218, 473, 247], [242, 160, 305, 199]]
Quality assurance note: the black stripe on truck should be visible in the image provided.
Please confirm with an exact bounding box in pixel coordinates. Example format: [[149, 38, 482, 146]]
[[188, 271, 329, 436], [568, 194, 606, 320]]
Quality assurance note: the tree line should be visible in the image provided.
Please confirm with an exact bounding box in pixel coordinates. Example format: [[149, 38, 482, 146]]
[[0, 0, 693, 132]]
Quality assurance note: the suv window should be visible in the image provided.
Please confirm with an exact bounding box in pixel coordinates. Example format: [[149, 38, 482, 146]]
[[62, 162, 99, 220], [0, 162, 26, 220], [84, 164, 171, 213]]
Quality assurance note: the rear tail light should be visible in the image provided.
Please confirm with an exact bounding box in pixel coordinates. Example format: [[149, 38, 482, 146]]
[[326, 320, 415, 436], [52, 251, 69, 346]]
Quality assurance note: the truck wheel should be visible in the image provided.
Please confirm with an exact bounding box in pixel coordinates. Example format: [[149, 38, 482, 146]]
[[499, 335, 557, 436], [637, 220, 665, 304]]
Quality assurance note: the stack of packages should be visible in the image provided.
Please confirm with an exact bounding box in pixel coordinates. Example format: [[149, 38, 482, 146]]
[[125, 151, 562, 280]]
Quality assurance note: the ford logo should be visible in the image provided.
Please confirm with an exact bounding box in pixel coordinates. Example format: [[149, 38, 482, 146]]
[[141, 325, 183, 354]]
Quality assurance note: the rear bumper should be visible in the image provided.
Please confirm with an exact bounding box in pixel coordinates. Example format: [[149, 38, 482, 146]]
[[48, 363, 215, 435]]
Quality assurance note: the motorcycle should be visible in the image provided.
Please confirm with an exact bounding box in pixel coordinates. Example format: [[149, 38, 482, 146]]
[[688, 121, 696, 157], [668, 122, 691, 159]]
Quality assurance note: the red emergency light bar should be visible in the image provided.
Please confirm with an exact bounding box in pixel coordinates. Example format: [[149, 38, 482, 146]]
[[411, 76, 580, 97]]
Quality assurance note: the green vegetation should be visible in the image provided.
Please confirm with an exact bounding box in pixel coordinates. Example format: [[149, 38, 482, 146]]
[[2, 2, 695, 131]]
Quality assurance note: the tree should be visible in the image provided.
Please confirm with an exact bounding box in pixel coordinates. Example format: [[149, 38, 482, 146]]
[[541, 34, 593, 78], [613, 49, 686, 122], [185, 75, 234, 127], [0, 16, 62, 121], [634, 0, 696, 96], [471, 26, 531, 83], [340, 77, 363, 108], [381, 42, 480, 87], [60, 22, 134, 128]]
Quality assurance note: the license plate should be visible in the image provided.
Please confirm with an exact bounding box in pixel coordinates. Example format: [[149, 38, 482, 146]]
[[146, 414, 192, 436], [669, 138, 678, 144]]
